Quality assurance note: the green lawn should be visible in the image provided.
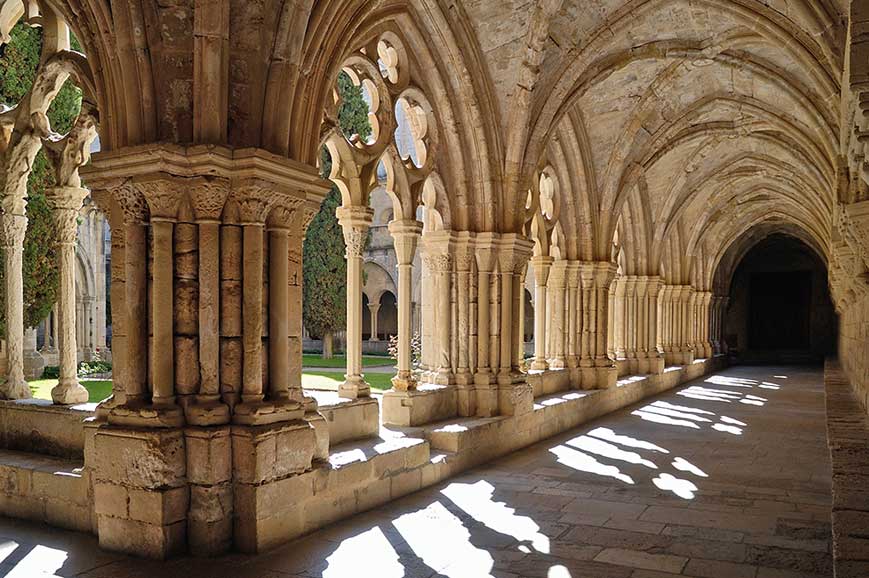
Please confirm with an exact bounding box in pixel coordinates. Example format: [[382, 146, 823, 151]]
[[29, 372, 392, 401], [302, 354, 393, 369], [30, 379, 113, 403], [302, 371, 393, 391]]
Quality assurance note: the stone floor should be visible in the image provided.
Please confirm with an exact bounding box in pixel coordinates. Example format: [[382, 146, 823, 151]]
[[0, 365, 833, 577]]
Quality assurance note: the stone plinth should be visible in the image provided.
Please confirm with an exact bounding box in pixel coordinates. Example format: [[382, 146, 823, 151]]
[[318, 397, 379, 445], [185, 426, 232, 556], [91, 426, 188, 559], [382, 385, 457, 427], [232, 420, 315, 553]]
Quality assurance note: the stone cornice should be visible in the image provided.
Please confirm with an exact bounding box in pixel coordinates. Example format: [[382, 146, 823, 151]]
[[80, 144, 330, 205]]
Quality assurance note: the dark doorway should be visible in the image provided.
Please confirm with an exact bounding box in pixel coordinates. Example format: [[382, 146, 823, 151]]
[[724, 233, 837, 363], [749, 271, 811, 350]]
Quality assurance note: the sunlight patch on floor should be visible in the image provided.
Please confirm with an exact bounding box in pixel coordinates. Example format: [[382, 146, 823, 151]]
[[653, 472, 699, 499], [549, 445, 635, 484], [441, 481, 550, 554], [565, 435, 658, 469], [587, 427, 669, 453], [323, 527, 403, 578], [393, 502, 494, 578]]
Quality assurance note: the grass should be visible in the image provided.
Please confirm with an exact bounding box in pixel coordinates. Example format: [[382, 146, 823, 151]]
[[29, 372, 394, 402], [30, 379, 113, 403], [302, 371, 393, 391], [302, 354, 393, 368]]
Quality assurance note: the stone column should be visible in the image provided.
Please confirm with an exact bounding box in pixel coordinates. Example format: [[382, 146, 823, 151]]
[[594, 263, 618, 385], [453, 235, 475, 412], [267, 204, 303, 412], [613, 276, 626, 360], [92, 191, 126, 416], [388, 219, 422, 391], [0, 210, 30, 399], [497, 248, 514, 383], [186, 179, 231, 425], [336, 206, 373, 398], [367, 303, 381, 341], [474, 235, 497, 416], [530, 255, 552, 370], [682, 286, 695, 362], [139, 180, 185, 424], [421, 232, 454, 385], [548, 262, 568, 369], [46, 186, 90, 404], [646, 277, 665, 374], [567, 264, 581, 383]]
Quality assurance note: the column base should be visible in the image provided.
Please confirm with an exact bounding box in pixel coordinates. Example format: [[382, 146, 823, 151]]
[[383, 386, 459, 426], [51, 378, 89, 405], [185, 399, 231, 426], [108, 401, 185, 428], [548, 359, 566, 370], [232, 399, 305, 426], [475, 381, 499, 417], [647, 356, 665, 375], [430, 369, 454, 386], [497, 380, 534, 416], [456, 382, 476, 416], [0, 376, 31, 400], [580, 364, 617, 389], [391, 371, 417, 392], [338, 376, 371, 399], [96, 393, 125, 418], [530, 359, 549, 371]]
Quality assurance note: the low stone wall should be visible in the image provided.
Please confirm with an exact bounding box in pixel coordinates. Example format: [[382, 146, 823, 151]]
[[0, 399, 94, 458], [236, 356, 725, 552], [0, 449, 92, 533], [0, 356, 726, 556], [823, 359, 869, 578]]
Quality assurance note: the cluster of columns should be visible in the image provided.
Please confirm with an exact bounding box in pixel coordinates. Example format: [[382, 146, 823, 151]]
[[658, 285, 696, 365], [529, 259, 620, 388], [81, 147, 331, 557], [611, 276, 666, 375], [92, 167, 324, 429]]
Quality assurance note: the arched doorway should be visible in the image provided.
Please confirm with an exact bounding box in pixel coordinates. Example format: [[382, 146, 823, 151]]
[[723, 234, 836, 363]]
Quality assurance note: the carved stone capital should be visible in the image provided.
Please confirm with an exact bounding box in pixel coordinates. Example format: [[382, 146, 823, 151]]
[[422, 251, 452, 273], [232, 180, 278, 224], [530, 255, 553, 285], [388, 219, 423, 265], [136, 177, 184, 221], [188, 177, 230, 222], [113, 182, 150, 224], [0, 212, 27, 247], [336, 205, 373, 258], [267, 200, 303, 231]]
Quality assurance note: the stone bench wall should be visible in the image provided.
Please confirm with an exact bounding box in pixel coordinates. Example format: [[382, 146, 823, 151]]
[[823, 359, 869, 578]]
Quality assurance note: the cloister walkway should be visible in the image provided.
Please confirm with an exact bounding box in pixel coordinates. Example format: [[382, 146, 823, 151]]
[[0, 366, 833, 577]]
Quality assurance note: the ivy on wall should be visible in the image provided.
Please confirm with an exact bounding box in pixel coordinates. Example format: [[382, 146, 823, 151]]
[[0, 22, 82, 336]]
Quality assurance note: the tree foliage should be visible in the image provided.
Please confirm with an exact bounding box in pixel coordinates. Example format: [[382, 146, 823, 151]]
[[303, 72, 372, 344], [0, 22, 82, 336]]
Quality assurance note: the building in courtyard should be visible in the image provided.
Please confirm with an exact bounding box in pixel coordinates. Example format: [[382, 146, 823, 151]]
[[0, 1, 867, 577]]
